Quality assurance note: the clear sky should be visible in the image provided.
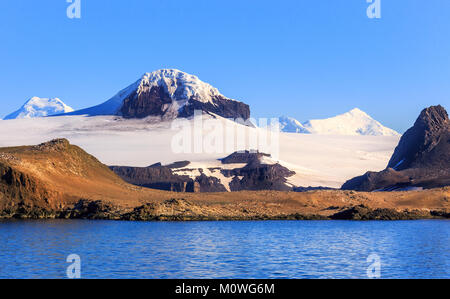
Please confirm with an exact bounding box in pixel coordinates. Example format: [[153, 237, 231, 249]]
[[0, 0, 449, 133]]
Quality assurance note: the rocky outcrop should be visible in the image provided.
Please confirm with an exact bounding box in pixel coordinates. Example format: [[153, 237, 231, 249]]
[[220, 151, 271, 164], [120, 87, 250, 120], [388, 105, 449, 171], [220, 152, 296, 191], [0, 162, 56, 218], [293, 186, 337, 192], [110, 164, 198, 192], [110, 163, 228, 193], [330, 205, 436, 220], [194, 174, 227, 192], [111, 151, 296, 193], [225, 163, 295, 192], [120, 85, 173, 119], [179, 95, 250, 120], [342, 105, 450, 191]]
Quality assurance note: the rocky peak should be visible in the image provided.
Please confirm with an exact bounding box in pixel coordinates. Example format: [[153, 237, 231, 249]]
[[32, 139, 71, 152], [136, 69, 223, 104], [67, 69, 250, 121], [342, 105, 450, 191], [415, 105, 449, 133], [388, 105, 449, 170], [120, 69, 250, 120]]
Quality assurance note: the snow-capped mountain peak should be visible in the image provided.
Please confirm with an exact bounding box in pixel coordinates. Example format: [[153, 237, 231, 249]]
[[347, 108, 368, 116], [65, 69, 249, 120], [280, 108, 400, 136], [279, 116, 308, 133], [4, 97, 74, 120], [138, 69, 224, 104]]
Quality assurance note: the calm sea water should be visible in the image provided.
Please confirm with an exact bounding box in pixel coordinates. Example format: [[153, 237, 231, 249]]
[[0, 220, 448, 279]]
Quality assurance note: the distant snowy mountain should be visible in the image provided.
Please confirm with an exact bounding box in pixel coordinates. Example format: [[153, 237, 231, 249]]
[[280, 108, 400, 136], [64, 69, 250, 120], [4, 97, 74, 120], [279, 116, 309, 133]]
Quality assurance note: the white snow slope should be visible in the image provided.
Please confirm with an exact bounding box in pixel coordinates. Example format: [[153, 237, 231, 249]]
[[0, 114, 400, 188], [64, 69, 234, 117], [279, 116, 309, 133], [4, 97, 74, 120], [280, 108, 400, 136]]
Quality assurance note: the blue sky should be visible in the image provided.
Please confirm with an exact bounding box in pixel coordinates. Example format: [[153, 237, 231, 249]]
[[0, 0, 449, 133]]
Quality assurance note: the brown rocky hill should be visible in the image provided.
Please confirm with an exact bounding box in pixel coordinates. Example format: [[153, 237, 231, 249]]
[[0, 139, 448, 220], [0, 139, 168, 214], [342, 105, 450, 191]]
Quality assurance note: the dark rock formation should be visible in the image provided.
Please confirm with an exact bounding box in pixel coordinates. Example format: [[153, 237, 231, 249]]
[[110, 163, 227, 193], [121, 86, 173, 119], [165, 161, 191, 169], [195, 174, 227, 192], [220, 150, 271, 164], [120, 84, 250, 120], [111, 150, 297, 193], [110, 164, 197, 192], [60, 200, 122, 220], [179, 95, 250, 120], [221, 152, 296, 191], [342, 168, 412, 191], [342, 105, 450, 191], [330, 205, 437, 220], [388, 105, 450, 171], [293, 186, 337, 192]]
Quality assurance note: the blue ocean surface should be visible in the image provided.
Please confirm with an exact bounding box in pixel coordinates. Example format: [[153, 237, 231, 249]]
[[0, 220, 448, 279]]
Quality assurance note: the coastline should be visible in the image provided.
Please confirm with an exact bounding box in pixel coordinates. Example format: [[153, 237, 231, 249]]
[[1, 191, 449, 221]]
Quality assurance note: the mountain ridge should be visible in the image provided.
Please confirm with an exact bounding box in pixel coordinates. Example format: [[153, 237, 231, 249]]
[[279, 108, 400, 136]]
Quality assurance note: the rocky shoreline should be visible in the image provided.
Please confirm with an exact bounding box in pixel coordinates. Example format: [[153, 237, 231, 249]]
[[1, 198, 448, 221]]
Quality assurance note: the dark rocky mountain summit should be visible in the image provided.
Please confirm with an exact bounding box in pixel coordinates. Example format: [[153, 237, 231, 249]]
[[342, 105, 450, 191], [387, 105, 449, 171], [65, 69, 250, 121]]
